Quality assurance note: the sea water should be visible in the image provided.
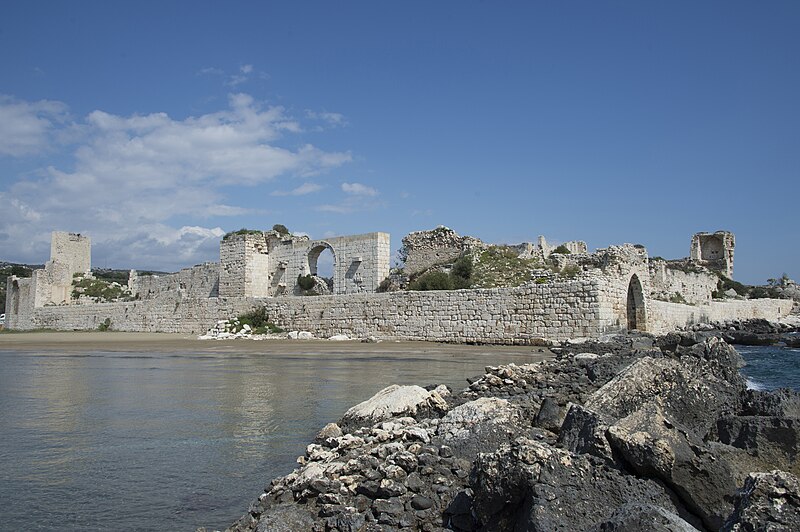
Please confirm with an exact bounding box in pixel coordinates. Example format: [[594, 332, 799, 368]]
[[737, 344, 800, 391], [0, 345, 546, 531]]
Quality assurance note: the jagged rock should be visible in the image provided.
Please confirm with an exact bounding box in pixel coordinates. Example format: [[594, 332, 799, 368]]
[[585, 347, 744, 435], [533, 397, 565, 433], [557, 403, 614, 463], [606, 402, 737, 530], [314, 422, 342, 444], [722, 470, 800, 531], [252, 505, 316, 532], [716, 415, 800, 476], [741, 388, 800, 418], [436, 397, 522, 459], [340, 385, 447, 430], [588, 503, 698, 531], [470, 438, 685, 531]]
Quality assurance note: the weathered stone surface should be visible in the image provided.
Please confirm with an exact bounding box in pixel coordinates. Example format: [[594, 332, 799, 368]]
[[341, 385, 447, 430], [253, 505, 316, 532], [533, 397, 565, 433], [585, 341, 744, 434], [557, 403, 615, 463], [470, 438, 684, 531], [606, 402, 737, 530], [436, 397, 522, 459], [588, 503, 698, 532], [716, 415, 800, 476], [722, 470, 800, 531]]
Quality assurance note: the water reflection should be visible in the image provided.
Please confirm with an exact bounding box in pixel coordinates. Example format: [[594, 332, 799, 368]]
[[0, 343, 549, 531]]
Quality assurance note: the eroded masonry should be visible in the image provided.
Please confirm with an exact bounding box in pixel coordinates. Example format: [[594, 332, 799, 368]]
[[5, 227, 792, 343]]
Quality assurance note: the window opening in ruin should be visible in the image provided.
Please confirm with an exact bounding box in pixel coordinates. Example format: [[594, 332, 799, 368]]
[[626, 274, 646, 331], [11, 280, 20, 315], [700, 236, 724, 260], [307, 244, 335, 293]]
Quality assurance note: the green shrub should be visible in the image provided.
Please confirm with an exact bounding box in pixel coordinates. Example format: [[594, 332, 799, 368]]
[[236, 307, 284, 334], [272, 224, 290, 235], [450, 256, 473, 289], [669, 292, 689, 304], [222, 228, 263, 240], [98, 318, 111, 332], [559, 265, 581, 279], [297, 274, 316, 290], [409, 271, 454, 291], [72, 278, 129, 301], [553, 245, 571, 255]]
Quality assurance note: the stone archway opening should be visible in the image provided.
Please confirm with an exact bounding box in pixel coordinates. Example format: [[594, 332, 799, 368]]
[[307, 244, 336, 293], [626, 274, 647, 331]]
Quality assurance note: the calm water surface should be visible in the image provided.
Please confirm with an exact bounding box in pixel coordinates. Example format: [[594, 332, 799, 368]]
[[0, 342, 547, 531]]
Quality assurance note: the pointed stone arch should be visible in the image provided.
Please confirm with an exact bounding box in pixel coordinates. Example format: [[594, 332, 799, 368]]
[[626, 274, 647, 331]]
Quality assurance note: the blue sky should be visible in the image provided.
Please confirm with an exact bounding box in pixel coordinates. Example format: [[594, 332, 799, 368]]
[[0, 1, 797, 283]]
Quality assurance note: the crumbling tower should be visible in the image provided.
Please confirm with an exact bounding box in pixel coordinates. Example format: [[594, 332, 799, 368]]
[[690, 231, 735, 278]]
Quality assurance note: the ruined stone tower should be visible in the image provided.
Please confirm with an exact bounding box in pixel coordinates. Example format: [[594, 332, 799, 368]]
[[690, 231, 735, 278]]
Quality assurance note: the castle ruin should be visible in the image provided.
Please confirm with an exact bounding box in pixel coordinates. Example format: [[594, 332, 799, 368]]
[[4, 227, 791, 343]]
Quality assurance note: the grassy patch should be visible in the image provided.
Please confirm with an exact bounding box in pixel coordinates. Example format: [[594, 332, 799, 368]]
[[471, 246, 542, 288], [72, 277, 132, 302], [222, 228, 264, 240]]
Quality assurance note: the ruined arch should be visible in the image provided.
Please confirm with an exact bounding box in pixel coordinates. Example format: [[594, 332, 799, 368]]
[[307, 242, 336, 293], [626, 274, 647, 331]]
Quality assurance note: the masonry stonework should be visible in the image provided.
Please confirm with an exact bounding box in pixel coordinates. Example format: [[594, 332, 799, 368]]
[[5, 228, 793, 342]]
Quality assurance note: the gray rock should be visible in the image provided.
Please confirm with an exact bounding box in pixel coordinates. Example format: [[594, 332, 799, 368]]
[[471, 438, 683, 531], [253, 505, 315, 532], [741, 388, 800, 417], [436, 397, 523, 460], [410, 495, 434, 511], [341, 385, 447, 430], [534, 397, 565, 433], [716, 415, 800, 476], [606, 402, 737, 530], [722, 470, 800, 531], [588, 503, 698, 531], [557, 403, 615, 463]]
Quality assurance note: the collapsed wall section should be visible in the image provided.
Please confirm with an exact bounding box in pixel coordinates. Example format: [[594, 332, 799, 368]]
[[133, 263, 220, 300]]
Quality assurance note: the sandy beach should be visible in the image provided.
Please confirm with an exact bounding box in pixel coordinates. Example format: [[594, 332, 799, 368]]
[[0, 330, 554, 358]]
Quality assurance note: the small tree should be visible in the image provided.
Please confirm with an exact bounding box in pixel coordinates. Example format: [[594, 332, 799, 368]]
[[272, 224, 290, 235], [553, 245, 571, 255], [297, 274, 316, 290]]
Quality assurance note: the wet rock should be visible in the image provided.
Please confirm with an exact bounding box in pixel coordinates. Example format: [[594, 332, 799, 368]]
[[723, 470, 800, 531], [252, 505, 316, 532]]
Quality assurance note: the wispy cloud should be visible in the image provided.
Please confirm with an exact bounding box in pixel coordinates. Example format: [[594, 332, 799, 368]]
[[342, 182, 378, 196], [306, 109, 347, 128], [0, 93, 351, 269], [270, 182, 323, 196]]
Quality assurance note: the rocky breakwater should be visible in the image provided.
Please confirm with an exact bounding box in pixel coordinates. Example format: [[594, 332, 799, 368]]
[[226, 334, 800, 531]]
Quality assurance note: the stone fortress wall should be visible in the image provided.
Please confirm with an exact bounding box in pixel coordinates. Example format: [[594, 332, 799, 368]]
[[5, 227, 793, 342]]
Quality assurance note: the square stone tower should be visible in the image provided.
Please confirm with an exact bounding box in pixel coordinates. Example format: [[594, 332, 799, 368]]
[[690, 231, 735, 278]]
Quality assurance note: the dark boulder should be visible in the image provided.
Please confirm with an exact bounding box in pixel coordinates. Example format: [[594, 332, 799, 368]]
[[722, 470, 800, 531]]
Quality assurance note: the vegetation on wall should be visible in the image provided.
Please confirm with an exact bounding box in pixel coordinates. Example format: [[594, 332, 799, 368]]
[[272, 224, 290, 235], [408, 255, 473, 291], [222, 228, 264, 240], [552, 245, 571, 255], [72, 277, 133, 302], [470, 246, 541, 288], [234, 307, 284, 334]]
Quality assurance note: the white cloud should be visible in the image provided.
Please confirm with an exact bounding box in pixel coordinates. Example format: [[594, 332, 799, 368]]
[[240, 64, 253, 74], [306, 110, 347, 128], [0, 93, 351, 269], [0, 94, 70, 156], [271, 182, 323, 196], [341, 182, 378, 196]]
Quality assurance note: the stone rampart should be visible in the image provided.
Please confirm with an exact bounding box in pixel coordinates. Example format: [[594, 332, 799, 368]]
[[649, 261, 719, 305], [134, 263, 220, 300], [648, 298, 794, 334]]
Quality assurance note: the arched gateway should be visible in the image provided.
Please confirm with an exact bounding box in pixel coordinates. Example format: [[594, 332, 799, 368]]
[[626, 274, 647, 331]]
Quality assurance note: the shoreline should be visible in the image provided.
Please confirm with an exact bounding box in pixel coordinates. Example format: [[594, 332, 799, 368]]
[[0, 331, 553, 358]]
